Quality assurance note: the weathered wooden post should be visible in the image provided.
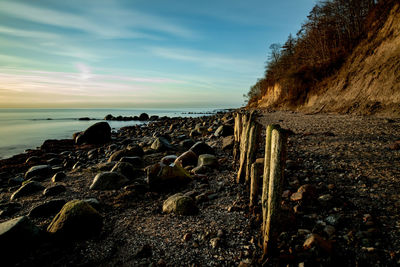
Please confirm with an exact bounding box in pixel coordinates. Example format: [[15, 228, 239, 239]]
[[261, 124, 280, 233], [245, 121, 261, 184], [236, 112, 251, 183], [233, 112, 242, 166], [262, 127, 288, 256]]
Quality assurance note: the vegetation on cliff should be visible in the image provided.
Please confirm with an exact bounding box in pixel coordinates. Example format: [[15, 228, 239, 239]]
[[246, 0, 397, 109]]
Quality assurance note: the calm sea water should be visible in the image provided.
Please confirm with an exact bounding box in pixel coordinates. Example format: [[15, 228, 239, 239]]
[[0, 108, 218, 159]]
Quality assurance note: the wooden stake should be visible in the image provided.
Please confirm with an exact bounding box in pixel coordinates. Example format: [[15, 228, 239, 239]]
[[262, 128, 287, 256], [236, 112, 251, 183], [245, 121, 261, 184], [233, 113, 242, 165], [261, 124, 280, 233]]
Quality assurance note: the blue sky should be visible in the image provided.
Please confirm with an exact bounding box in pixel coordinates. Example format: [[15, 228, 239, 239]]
[[0, 0, 316, 108]]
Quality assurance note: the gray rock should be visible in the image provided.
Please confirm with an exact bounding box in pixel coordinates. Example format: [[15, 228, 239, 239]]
[[189, 142, 215, 156], [90, 172, 129, 190], [146, 163, 192, 190], [24, 165, 52, 180], [191, 165, 212, 174], [108, 147, 144, 163], [174, 150, 197, 168], [161, 155, 178, 165], [162, 193, 197, 215], [10, 181, 45, 200], [119, 156, 144, 168], [28, 199, 66, 218], [0, 202, 22, 217], [0, 216, 41, 256], [198, 154, 218, 168], [43, 184, 66, 196], [111, 162, 139, 180], [151, 137, 173, 152]]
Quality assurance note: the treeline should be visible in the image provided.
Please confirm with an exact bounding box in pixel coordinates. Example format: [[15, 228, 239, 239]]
[[246, 0, 396, 106]]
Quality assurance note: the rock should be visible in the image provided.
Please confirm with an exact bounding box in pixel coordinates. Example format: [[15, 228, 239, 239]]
[[180, 139, 195, 150], [24, 165, 52, 180], [8, 176, 24, 186], [78, 117, 90, 121], [75, 122, 111, 144], [139, 113, 149, 121], [303, 234, 332, 254], [222, 136, 234, 150], [104, 114, 113, 120], [51, 172, 66, 182], [0, 202, 22, 217], [90, 172, 129, 190], [189, 142, 215, 156], [47, 157, 62, 165], [191, 165, 212, 174], [0, 216, 41, 256], [214, 125, 234, 137], [197, 154, 218, 168], [146, 163, 192, 190], [111, 162, 139, 179], [210, 237, 221, 248], [108, 147, 144, 162], [151, 137, 173, 152], [119, 156, 144, 168], [183, 232, 192, 242], [10, 181, 45, 200], [43, 184, 66, 196], [388, 140, 400, 150], [174, 150, 198, 167], [47, 200, 102, 240], [28, 199, 66, 217], [161, 155, 178, 165], [135, 244, 152, 258], [290, 184, 317, 201], [25, 156, 41, 164], [162, 193, 197, 215]]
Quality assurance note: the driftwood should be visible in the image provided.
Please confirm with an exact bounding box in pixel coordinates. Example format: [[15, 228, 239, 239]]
[[262, 128, 288, 256]]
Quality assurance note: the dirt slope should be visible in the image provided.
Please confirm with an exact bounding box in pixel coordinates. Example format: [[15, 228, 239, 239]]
[[256, 3, 400, 117]]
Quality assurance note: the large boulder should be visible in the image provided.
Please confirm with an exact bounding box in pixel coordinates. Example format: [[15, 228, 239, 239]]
[[24, 165, 52, 180], [146, 163, 192, 190], [108, 147, 144, 163], [0, 216, 41, 259], [198, 154, 218, 168], [189, 142, 215, 156], [10, 181, 45, 201], [162, 193, 197, 215], [222, 136, 235, 150], [161, 155, 178, 165], [47, 200, 102, 240], [139, 113, 149, 121], [119, 156, 144, 168], [90, 172, 129, 190], [75, 122, 111, 145]]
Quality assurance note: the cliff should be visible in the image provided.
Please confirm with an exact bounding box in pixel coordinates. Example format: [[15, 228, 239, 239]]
[[254, 3, 400, 116]]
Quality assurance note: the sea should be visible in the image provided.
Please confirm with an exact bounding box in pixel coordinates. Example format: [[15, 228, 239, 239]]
[[0, 108, 220, 160]]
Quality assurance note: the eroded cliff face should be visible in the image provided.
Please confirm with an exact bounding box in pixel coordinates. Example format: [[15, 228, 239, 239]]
[[256, 3, 400, 116]]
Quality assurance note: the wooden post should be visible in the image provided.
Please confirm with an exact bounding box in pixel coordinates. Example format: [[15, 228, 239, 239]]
[[233, 112, 242, 166], [261, 124, 280, 233], [262, 128, 288, 256], [236, 112, 251, 183], [245, 121, 261, 184], [250, 160, 263, 208]]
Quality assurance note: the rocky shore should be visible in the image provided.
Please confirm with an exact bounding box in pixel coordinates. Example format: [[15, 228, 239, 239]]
[[0, 111, 399, 266]]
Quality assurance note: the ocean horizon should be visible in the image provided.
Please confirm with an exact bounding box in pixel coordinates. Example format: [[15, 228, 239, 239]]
[[0, 107, 224, 160]]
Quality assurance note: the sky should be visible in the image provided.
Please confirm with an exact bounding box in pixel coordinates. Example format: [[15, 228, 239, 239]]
[[0, 0, 317, 109]]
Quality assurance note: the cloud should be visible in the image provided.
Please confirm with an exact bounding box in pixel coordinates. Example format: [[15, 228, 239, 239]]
[[0, 26, 61, 39], [0, 1, 197, 39]]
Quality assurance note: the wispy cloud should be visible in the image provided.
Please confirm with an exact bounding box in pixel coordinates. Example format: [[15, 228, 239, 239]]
[[0, 1, 197, 39], [0, 26, 61, 39]]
